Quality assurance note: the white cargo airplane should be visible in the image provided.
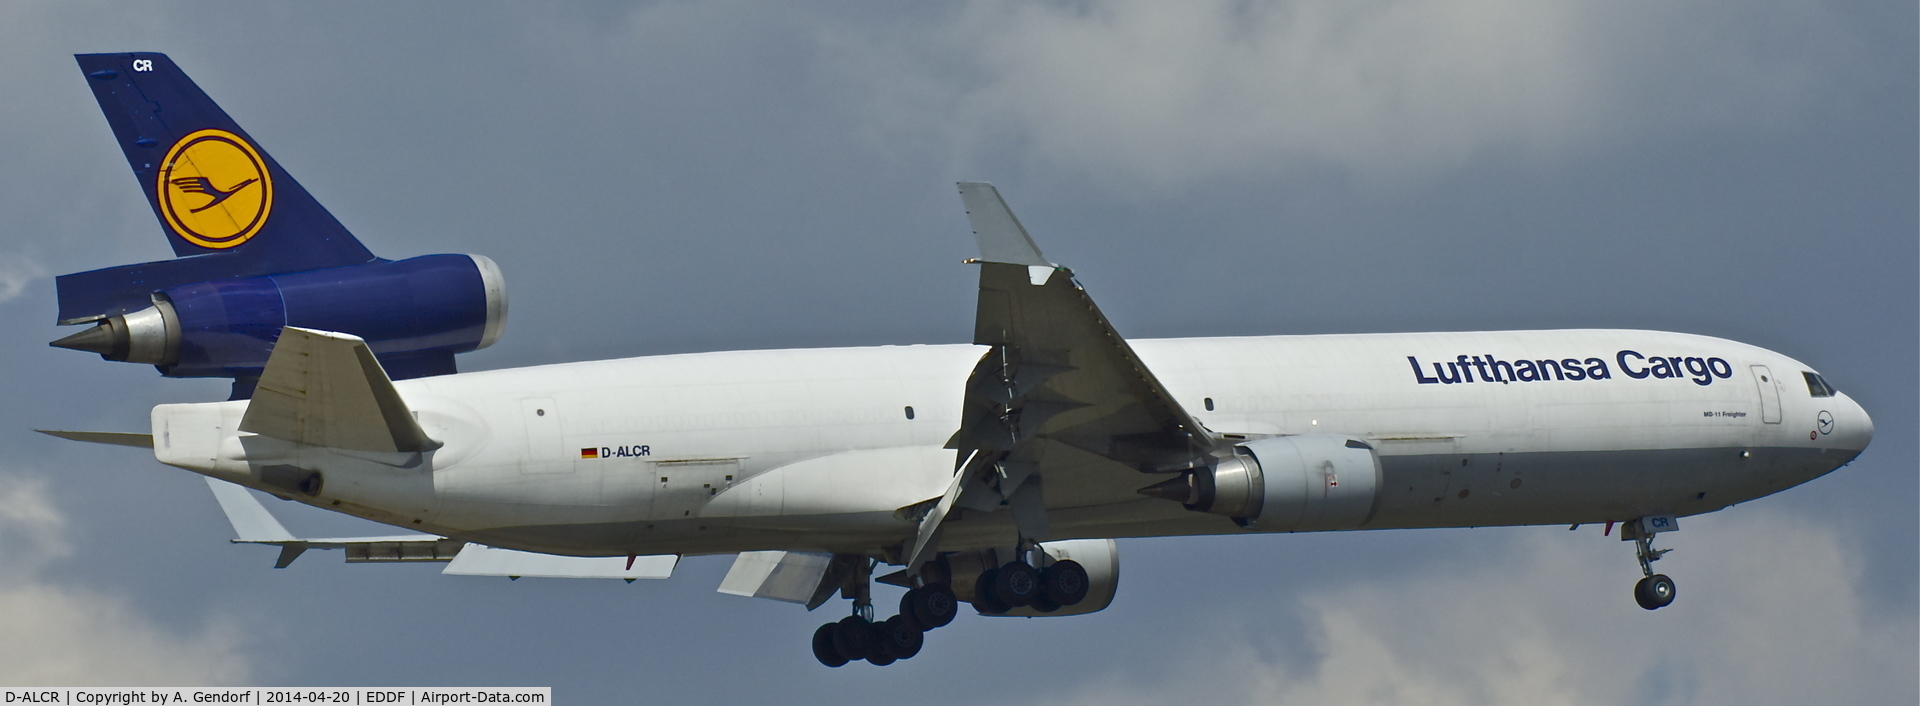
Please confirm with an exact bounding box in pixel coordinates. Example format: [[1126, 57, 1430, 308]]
[[47, 53, 1872, 668]]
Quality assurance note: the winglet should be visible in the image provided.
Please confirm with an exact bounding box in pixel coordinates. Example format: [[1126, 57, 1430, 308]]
[[958, 182, 1052, 267], [239, 327, 441, 453]]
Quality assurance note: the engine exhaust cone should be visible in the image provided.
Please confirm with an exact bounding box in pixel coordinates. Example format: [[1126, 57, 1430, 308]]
[[1137, 474, 1196, 504], [51, 324, 119, 357]]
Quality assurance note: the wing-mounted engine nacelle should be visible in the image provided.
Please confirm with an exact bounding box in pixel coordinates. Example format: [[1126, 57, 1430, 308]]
[[52, 254, 506, 382], [945, 539, 1120, 618], [1141, 435, 1384, 531]]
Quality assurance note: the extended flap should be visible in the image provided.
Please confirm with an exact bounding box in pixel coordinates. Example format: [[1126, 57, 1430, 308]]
[[717, 551, 835, 605]]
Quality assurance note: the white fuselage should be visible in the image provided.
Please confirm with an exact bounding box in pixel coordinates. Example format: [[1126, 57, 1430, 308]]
[[152, 328, 1871, 558]]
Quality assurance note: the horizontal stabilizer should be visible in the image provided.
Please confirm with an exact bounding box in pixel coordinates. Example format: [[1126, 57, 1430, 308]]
[[206, 478, 446, 567], [205, 477, 293, 542], [443, 546, 679, 580], [204, 478, 673, 578], [718, 551, 835, 605], [239, 327, 441, 453], [36, 429, 154, 448]]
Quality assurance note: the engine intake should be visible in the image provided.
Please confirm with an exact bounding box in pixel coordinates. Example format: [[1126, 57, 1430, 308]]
[[1141, 435, 1384, 531]]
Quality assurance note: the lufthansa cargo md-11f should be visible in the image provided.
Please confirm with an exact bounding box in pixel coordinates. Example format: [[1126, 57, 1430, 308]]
[[44, 53, 1872, 668]]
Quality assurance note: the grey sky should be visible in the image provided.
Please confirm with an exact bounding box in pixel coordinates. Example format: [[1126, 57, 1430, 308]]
[[0, 2, 1912, 702]]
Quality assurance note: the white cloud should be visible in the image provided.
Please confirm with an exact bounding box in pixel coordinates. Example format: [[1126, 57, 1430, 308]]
[[821, 0, 1864, 185], [0, 584, 254, 686], [0, 476, 68, 568], [0, 474, 257, 686], [0, 254, 46, 306], [1034, 509, 1915, 705]]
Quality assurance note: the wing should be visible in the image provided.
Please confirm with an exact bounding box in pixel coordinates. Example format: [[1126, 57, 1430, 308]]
[[910, 183, 1217, 568]]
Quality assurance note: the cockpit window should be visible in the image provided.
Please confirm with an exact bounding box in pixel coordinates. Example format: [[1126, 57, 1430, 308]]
[[1802, 372, 1836, 398]]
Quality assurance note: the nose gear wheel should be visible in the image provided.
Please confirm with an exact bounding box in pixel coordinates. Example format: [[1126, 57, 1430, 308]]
[[1629, 527, 1678, 611]]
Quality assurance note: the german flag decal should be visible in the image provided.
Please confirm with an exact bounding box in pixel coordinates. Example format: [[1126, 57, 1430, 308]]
[[580, 448, 599, 459]]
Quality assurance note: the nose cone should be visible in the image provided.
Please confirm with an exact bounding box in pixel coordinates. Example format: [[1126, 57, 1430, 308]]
[[1835, 394, 1874, 453]]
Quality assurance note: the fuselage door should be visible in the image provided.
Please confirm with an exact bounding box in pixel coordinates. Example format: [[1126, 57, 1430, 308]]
[[1750, 365, 1782, 424]]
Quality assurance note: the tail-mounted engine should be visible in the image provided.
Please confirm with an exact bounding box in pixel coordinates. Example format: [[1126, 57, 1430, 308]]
[[52, 253, 506, 388], [58, 54, 509, 397], [1141, 435, 1384, 531]]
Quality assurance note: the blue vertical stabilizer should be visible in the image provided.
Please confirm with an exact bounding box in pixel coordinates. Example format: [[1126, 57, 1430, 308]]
[[53, 53, 507, 397], [64, 52, 379, 322]]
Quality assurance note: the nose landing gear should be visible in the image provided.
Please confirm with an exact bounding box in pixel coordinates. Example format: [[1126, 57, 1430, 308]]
[[1623, 515, 1678, 610], [1634, 570, 1677, 610]]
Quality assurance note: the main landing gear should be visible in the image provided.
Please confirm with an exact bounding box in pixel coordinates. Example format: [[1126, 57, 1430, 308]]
[[1623, 515, 1678, 610], [970, 557, 1090, 615], [810, 560, 960, 668], [811, 612, 932, 668], [807, 551, 1091, 666]]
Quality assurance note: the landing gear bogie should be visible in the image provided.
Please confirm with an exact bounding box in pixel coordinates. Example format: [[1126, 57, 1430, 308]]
[[807, 550, 1081, 666], [813, 613, 931, 667], [810, 559, 942, 667]]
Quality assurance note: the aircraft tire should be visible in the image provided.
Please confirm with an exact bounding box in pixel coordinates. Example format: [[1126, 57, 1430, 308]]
[[899, 589, 927, 631], [1634, 574, 1677, 610], [972, 569, 1010, 614], [1040, 560, 1090, 607], [812, 623, 850, 668], [1030, 594, 1060, 613], [992, 561, 1039, 608], [878, 615, 924, 660], [832, 616, 876, 661], [902, 583, 958, 630]]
